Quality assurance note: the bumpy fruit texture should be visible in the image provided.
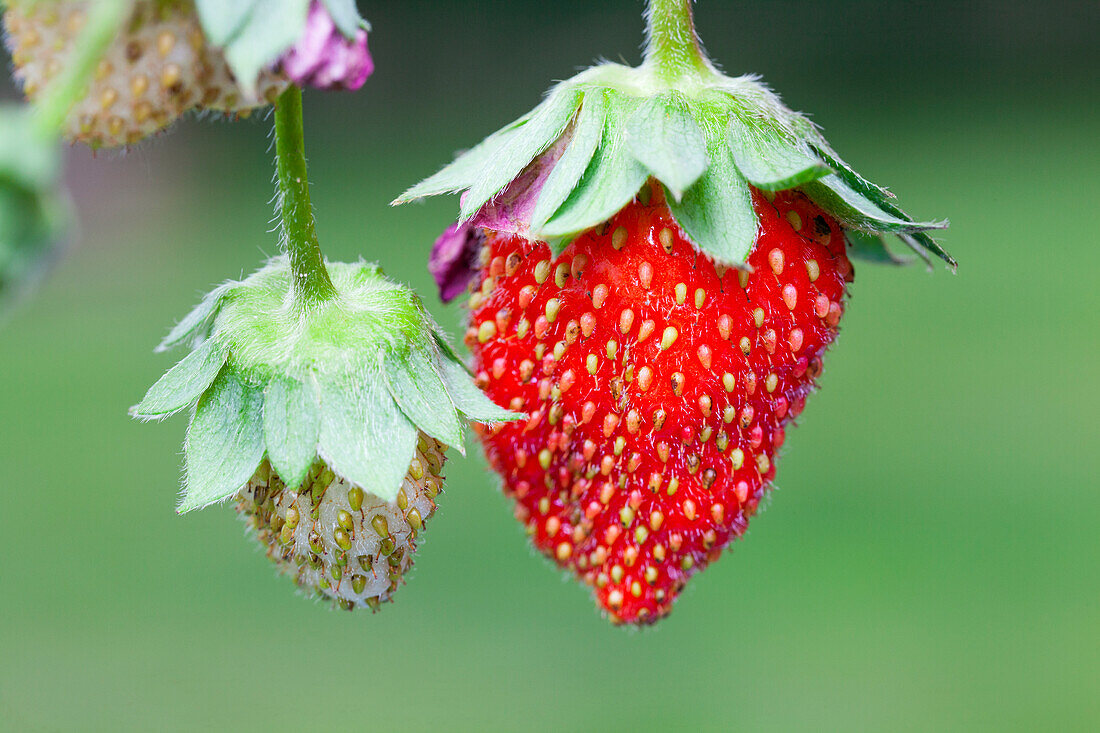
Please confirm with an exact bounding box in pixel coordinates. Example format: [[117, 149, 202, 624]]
[[237, 434, 447, 611], [2, 1, 287, 148], [467, 185, 852, 623]]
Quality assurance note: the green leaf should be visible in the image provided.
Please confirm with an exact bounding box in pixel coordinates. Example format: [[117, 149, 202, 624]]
[[392, 121, 526, 204], [727, 114, 832, 191], [263, 375, 321, 490], [157, 284, 230, 353], [530, 92, 606, 231], [318, 370, 417, 503], [320, 0, 367, 38], [459, 87, 583, 220], [433, 338, 523, 424], [181, 370, 266, 513], [131, 340, 227, 420], [384, 342, 465, 453], [538, 94, 649, 241], [197, 0, 311, 92], [802, 174, 946, 234], [624, 91, 708, 201], [667, 138, 757, 266]]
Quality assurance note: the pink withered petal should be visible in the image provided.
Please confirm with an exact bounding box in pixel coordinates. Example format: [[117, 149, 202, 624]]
[[281, 2, 374, 91], [467, 130, 571, 238], [430, 221, 485, 303]]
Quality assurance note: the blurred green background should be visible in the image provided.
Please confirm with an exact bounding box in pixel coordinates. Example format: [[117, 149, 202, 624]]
[[2, 1, 1098, 730]]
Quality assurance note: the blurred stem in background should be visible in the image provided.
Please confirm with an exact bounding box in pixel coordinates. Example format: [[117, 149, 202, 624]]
[[30, 0, 132, 140], [273, 84, 337, 306]]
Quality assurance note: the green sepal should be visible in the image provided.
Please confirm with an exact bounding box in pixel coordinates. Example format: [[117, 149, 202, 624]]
[[727, 114, 832, 191], [433, 335, 525, 424], [157, 284, 231, 353], [181, 368, 266, 513], [392, 123, 527, 204], [530, 93, 606, 232], [666, 134, 757, 267], [802, 174, 947, 235], [262, 375, 321, 490], [384, 341, 466, 453], [131, 340, 228, 420], [624, 91, 708, 201], [320, 0, 369, 38], [194, 0, 311, 94], [318, 368, 417, 503], [539, 92, 649, 245], [458, 87, 583, 221]]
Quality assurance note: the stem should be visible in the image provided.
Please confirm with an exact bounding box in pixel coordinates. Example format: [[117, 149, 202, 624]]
[[642, 0, 710, 82], [31, 0, 133, 139], [273, 85, 337, 306]]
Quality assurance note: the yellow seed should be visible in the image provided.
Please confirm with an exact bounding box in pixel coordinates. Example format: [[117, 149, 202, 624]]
[[612, 226, 628, 250], [695, 288, 706, 308], [545, 298, 561, 322], [407, 508, 423, 530], [586, 354, 598, 374], [130, 74, 149, 97], [731, 449, 745, 470], [371, 515, 390, 537], [348, 487, 364, 511], [533, 260, 551, 284], [675, 283, 687, 304], [160, 64, 182, 90], [723, 372, 736, 392], [806, 259, 821, 282], [157, 30, 176, 57], [659, 227, 674, 252], [99, 88, 118, 110], [337, 510, 354, 530], [477, 321, 497, 343], [660, 326, 678, 350], [606, 340, 617, 359]]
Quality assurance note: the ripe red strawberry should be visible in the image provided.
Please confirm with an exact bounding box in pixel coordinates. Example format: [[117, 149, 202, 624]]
[[396, 0, 949, 624], [463, 184, 850, 623]]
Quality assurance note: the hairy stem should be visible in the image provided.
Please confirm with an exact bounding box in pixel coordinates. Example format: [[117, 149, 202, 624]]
[[31, 0, 134, 139], [273, 85, 337, 306], [642, 0, 710, 82]]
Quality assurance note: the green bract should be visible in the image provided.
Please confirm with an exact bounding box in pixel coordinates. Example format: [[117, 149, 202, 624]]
[[132, 257, 521, 513], [395, 54, 953, 270], [0, 106, 71, 312]]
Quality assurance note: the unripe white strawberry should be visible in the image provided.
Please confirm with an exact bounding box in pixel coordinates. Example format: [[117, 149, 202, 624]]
[[2, 0, 286, 148], [238, 437, 447, 611]]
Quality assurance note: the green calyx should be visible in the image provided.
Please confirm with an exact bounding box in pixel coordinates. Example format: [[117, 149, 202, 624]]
[[132, 257, 522, 513], [395, 1, 952, 270]]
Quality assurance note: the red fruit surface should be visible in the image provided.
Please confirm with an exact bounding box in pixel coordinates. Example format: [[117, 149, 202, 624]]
[[465, 185, 853, 624]]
